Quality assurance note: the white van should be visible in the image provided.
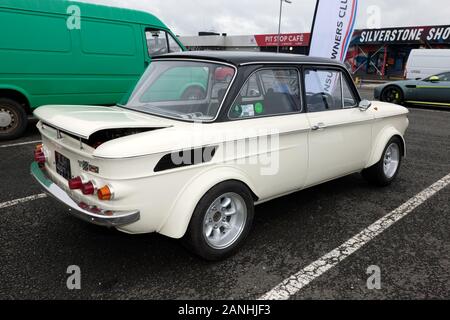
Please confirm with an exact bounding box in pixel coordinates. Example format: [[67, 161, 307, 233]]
[[405, 49, 450, 79]]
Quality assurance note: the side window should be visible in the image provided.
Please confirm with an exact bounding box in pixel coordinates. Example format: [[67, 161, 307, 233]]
[[229, 69, 301, 119], [342, 76, 358, 108], [438, 73, 450, 81], [168, 34, 183, 53], [146, 30, 168, 56], [146, 30, 184, 57], [304, 69, 357, 112]]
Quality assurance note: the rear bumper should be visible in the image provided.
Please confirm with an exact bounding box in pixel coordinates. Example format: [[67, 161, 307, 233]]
[[30, 162, 140, 227]]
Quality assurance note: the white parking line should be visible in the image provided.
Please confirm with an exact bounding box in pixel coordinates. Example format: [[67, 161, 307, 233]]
[[0, 140, 41, 149], [259, 172, 450, 300], [0, 194, 47, 210]]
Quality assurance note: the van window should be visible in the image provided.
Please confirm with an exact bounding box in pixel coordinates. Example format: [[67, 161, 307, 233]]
[[168, 34, 183, 53], [146, 30, 183, 56]]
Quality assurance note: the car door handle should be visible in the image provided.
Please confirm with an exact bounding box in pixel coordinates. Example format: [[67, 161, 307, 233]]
[[312, 123, 327, 131]]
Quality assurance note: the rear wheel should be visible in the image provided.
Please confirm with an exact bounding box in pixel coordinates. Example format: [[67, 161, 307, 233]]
[[0, 98, 28, 141], [362, 137, 403, 187], [381, 86, 404, 105], [183, 181, 254, 261]]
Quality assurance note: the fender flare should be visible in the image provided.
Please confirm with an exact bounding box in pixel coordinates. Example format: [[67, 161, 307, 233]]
[[366, 126, 406, 168], [0, 85, 32, 108], [158, 166, 259, 239]]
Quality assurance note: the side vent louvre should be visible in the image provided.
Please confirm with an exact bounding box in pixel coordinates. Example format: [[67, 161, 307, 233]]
[[154, 146, 218, 173]]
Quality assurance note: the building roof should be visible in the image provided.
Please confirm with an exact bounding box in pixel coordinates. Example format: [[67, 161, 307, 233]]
[[153, 51, 342, 66]]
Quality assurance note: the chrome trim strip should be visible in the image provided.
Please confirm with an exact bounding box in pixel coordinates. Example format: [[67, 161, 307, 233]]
[[311, 117, 376, 130], [30, 162, 140, 227], [239, 61, 344, 67]]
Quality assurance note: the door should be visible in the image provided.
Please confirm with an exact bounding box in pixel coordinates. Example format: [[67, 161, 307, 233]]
[[413, 72, 450, 104], [303, 68, 374, 187], [227, 67, 310, 199]]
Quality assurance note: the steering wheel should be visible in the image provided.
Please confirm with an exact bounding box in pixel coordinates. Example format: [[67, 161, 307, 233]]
[[310, 92, 335, 110]]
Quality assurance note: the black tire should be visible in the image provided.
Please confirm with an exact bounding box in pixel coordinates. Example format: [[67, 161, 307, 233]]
[[181, 86, 206, 101], [183, 181, 255, 261], [381, 86, 404, 105], [362, 137, 403, 187], [0, 98, 28, 141]]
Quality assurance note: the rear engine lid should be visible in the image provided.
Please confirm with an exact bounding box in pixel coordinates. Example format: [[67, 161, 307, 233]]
[[34, 105, 175, 139]]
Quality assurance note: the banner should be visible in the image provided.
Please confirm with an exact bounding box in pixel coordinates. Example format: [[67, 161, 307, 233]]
[[308, 0, 359, 62], [356, 25, 450, 44]]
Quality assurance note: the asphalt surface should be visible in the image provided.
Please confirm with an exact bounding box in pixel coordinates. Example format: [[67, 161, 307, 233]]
[[0, 89, 449, 300]]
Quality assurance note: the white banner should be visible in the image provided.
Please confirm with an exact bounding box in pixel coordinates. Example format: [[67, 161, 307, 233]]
[[309, 0, 359, 62]]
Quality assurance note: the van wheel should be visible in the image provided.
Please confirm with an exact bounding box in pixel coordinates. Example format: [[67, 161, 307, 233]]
[[362, 137, 403, 187], [381, 86, 404, 105], [183, 181, 254, 261], [181, 86, 206, 100], [0, 98, 28, 141]]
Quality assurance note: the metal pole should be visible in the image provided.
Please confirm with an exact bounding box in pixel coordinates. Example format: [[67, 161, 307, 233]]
[[277, 0, 283, 53]]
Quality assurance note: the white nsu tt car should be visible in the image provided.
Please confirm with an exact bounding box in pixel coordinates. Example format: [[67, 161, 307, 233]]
[[31, 52, 409, 260]]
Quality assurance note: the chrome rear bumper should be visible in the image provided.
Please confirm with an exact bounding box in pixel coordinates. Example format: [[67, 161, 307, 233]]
[[30, 162, 140, 227]]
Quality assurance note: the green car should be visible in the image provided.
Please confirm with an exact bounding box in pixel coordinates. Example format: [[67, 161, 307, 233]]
[[375, 72, 450, 107], [0, 0, 185, 140]]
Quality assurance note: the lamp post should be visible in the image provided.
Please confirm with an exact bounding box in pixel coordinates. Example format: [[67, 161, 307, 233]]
[[277, 0, 292, 53]]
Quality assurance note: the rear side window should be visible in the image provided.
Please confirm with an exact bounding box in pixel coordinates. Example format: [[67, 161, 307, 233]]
[[229, 69, 301, 119], [146, 30, 183, 56]]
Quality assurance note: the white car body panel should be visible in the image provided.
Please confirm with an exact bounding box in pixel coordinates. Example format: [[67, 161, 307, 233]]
[[34, 98, 409, 239], [34, 105, 176, 139]]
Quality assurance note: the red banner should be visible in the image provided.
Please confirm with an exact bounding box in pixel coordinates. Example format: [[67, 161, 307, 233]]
[[254, 33, 310, 47]]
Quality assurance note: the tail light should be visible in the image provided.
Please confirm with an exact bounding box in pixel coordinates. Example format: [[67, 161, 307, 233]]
[[68, 177, 83, 190], [98, 185, 113, 201], [81, 182, 95, 195], [34, 144, 46, 164]]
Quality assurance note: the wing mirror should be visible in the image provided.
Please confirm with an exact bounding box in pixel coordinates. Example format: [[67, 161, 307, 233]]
[[359, 100, 372, 111]]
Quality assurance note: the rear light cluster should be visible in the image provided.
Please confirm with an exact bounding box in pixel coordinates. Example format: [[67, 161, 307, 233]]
[[34, 144, 46, 164], [68, 176, 114, 201], [79, 202, 114, 216]]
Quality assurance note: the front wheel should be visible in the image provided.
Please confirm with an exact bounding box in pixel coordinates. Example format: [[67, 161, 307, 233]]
[[183, 181, 254, 261], [362, 137, 403, 187], [381, 86, 404, 105]]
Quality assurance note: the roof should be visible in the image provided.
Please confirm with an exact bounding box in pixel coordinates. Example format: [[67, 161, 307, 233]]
[[153, 51, 343, 67], [0, 0, 167, 29]]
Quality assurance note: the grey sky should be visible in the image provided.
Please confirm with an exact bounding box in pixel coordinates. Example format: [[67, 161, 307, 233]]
[[77, 0, 450, 36]]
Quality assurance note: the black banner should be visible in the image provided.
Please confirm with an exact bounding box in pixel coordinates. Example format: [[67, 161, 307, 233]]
[[354, 25, 450, 44]]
